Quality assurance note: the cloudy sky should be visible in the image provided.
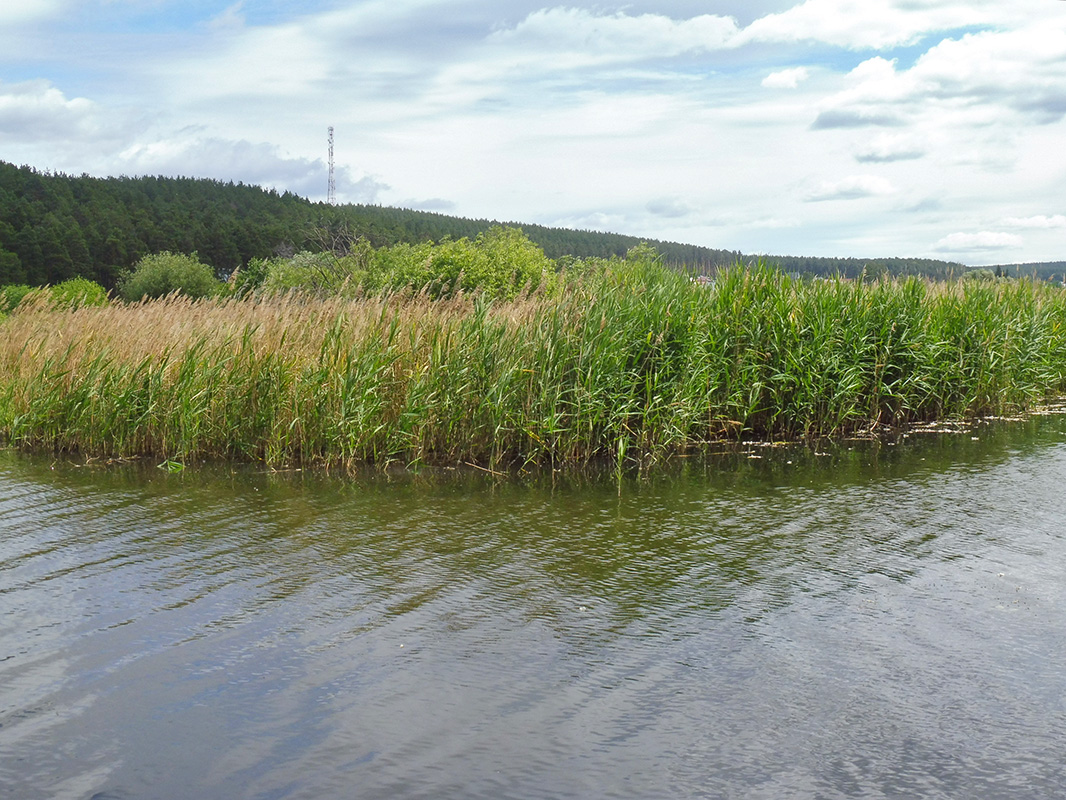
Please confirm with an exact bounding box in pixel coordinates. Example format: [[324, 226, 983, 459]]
[[2, 0, 1065, 264]]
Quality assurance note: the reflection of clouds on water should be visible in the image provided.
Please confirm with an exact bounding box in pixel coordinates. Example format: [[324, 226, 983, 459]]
[[0, 660, 118, 798], [46, 763, 120, 800], [2, 415, 1066, 798], [0, 659, 83, 747], [0, 479, 128, 799]]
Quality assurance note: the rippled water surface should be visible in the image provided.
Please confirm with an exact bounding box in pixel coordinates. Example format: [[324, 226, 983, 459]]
[[3, 419, 1066, 799]]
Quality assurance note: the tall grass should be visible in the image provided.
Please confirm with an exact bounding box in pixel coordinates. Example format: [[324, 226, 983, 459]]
[[3, 262, 1066, 471]]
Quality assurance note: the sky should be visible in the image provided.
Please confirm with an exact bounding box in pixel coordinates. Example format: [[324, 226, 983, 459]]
[[1, 1, 1065, 265]]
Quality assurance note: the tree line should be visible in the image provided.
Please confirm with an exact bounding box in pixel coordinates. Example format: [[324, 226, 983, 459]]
[[0, 160, 1000, 289]]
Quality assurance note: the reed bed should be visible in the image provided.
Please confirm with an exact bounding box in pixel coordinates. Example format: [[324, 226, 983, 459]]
[[3, 264, 1066, 471]]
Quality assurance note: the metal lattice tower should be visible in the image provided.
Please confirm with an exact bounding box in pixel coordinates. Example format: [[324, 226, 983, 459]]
[[327, 126, 336, 205]]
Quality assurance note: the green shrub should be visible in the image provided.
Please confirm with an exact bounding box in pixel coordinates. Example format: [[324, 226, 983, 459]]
[[261, 251, 336, 296], [229, 257, 274, 297], [242, 229, 557, 301], [472, 226, 556, 298], [0, 284, 34, 313], [367, 227, 555, 299], [50, 278, 109, 309], [120, 252, 222, 301]]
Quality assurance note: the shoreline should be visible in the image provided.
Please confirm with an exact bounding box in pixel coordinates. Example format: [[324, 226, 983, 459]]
[[5, 402, 1065, 480]]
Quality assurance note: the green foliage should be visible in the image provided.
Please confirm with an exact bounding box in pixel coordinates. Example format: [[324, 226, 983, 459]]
[[49, 278, 109, 309], [365, 241, 435, 293], [0, 245, 23, 286], [228, 256, 273, 296], [261, 251, 342, 296], [0, 284, 34, 313], [473, 226, 557, 297], [120, 252, 222, 301], [0, 279, 108, 316], [256, 227, 556, 300]]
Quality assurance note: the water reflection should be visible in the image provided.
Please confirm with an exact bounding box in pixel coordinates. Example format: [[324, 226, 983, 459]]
[[2, 416, 1066, 798]]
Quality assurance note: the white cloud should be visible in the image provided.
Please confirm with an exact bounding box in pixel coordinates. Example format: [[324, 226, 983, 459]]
[[207, 2, 246, 32], [161, 5, 743, 112], [0, 79, 127, 146], [117, 135, 386, 202], [806, 175, 896, 201], [0, 0, 64, 25], [547, 210, 632, 233], [762, 67, 810, 89], [647, 197, 698, 219], [736, 0, 1000, 50], [912, 28, 1066, 122], [488, 8, 739, 65], [934, 231, 1024, 252], [853, 133, 926, 163], [1001, 215, 1066, 229], [745, 217, 802, 230], [3, 0, 1066, 264], [160, 21, 330, 102], [402, 197, 457, 212], [813, 26, 1066, 131]]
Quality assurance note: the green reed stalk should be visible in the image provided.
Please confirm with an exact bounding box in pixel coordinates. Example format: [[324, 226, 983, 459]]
[[3, 264, 1066, 471]]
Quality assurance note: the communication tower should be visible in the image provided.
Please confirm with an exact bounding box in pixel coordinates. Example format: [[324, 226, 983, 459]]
[[327, 126, 336, 205]]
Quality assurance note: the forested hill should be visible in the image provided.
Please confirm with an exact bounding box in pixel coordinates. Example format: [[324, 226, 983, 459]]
[[1, 160, 967, 288], [983, 262, 1066, 282], [0, 163, 329, 289]]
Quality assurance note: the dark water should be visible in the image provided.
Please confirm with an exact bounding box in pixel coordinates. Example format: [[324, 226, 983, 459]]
[[2, 419, 1066, 799]]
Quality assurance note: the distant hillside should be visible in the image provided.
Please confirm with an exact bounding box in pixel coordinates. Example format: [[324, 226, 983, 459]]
[[0, 161, 749, 289], [984, 262, 1066, 282], [767, 254, 966, 281], [0, 160, 987, 289]]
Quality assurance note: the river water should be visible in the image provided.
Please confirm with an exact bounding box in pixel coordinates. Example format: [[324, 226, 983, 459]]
[[2, 417, 1065, 799]]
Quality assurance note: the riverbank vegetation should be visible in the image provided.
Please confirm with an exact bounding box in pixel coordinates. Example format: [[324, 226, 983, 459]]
[[3, 243, 1066, 471]]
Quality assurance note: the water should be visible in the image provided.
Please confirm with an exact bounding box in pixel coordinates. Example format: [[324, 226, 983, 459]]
[[2, 418, 1066, 799]]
